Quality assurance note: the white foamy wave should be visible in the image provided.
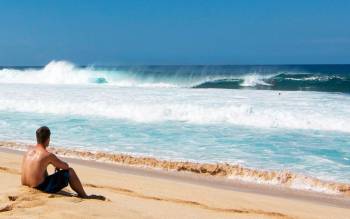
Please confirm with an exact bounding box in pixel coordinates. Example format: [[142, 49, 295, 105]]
[[0, 84, 350, 132], [0, 61, 179, 87], [0, 61, 276, 89], [0, 61, 101, 84], [240, 74, 272, 87], [228, 172, 342, 195]]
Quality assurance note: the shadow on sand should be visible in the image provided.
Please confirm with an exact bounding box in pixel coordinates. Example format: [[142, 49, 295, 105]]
[[54, 190, 107, 201]]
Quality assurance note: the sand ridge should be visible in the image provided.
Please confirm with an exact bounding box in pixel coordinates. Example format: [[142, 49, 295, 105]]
[[84, 183, 291, 219]]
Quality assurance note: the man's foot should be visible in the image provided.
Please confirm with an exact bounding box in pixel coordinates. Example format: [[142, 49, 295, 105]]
[[78, 193, 89, 199]]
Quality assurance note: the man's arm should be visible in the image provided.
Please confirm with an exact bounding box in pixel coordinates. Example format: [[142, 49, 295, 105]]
[[48, 153, 69, 170]]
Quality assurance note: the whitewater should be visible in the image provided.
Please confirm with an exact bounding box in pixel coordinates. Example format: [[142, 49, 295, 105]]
[[0, 61, 350, 192]]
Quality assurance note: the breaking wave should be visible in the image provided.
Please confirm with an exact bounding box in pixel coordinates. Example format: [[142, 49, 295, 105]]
[[1, 61, 350, 93], [0, 61, 350, 93], [194, 74, 350, 93]]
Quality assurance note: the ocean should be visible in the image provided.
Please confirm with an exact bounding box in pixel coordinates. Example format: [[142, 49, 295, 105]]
[[0, 61, 349, 191]]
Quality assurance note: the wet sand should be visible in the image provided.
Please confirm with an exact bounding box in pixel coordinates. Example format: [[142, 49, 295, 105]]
[[1, 147, 350, 219]]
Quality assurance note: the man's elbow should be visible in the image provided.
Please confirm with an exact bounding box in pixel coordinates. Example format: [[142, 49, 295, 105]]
[[57, 161, 69, 170], [62, 163, 69, 170], [21, 175, 25, 186]]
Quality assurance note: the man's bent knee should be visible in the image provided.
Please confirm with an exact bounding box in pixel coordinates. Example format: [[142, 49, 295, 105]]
[[68, 167, 75, 175]]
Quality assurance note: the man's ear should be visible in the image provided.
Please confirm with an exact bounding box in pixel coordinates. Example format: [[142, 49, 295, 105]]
[[45, 137, 50, 147]]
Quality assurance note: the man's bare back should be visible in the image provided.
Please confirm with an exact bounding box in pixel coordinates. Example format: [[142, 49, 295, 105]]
[[21, 146, 69, 187], [21, 126, 91, 198]]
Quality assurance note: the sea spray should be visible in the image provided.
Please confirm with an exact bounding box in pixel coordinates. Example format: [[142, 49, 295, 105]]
[[1, 61, 350, 92]]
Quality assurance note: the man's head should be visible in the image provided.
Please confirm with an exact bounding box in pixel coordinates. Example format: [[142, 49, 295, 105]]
[[36, 126, 51, 147]]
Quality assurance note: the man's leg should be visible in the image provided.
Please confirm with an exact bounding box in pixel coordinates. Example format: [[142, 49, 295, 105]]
[[68, 167, 87, 198]]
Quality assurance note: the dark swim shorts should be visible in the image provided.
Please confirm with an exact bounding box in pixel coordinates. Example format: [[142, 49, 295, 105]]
[[35, 170, 70, 193]]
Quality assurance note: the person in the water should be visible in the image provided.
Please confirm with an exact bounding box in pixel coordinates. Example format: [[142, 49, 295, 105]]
[[21, 126, 103, 199]]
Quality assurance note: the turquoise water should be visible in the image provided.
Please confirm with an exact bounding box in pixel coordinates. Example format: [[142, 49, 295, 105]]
[[0, 61, 350, 184], [1, 111, 349, 183]]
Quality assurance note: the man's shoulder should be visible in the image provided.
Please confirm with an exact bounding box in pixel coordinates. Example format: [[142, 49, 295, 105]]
[[45, 152, 58, 160], [39, 151, 56, 164], [25, 148, 38, 157], [36, 148, 53, 159], [24, 148, 50, 162]]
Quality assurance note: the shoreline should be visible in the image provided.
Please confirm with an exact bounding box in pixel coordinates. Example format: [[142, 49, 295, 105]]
[[1, 141, 349, 209], [1, 148, 350, 218]]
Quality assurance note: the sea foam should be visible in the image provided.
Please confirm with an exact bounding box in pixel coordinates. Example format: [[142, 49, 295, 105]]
[[0, 61, 178, 87], [0, 83, 350, 133]]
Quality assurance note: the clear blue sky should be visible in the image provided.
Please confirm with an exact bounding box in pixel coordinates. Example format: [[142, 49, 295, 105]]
[[0, 0, 349, 65]]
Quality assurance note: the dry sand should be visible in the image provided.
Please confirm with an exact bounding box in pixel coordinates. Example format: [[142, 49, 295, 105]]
[[1, 149, 350, 219]]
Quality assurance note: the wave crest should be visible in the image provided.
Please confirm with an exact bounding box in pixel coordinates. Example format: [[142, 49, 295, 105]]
[[0, 61, 105, 84], [194, 73, 350, 93], [1, 61, 350, 93]]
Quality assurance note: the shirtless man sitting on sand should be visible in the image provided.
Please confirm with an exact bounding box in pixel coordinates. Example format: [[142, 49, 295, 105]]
[[21, 126, 90, 198]]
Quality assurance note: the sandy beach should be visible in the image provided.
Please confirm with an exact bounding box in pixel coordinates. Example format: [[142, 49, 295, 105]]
[[2, 1, 350, 219], [1, 147, 349, 219]]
